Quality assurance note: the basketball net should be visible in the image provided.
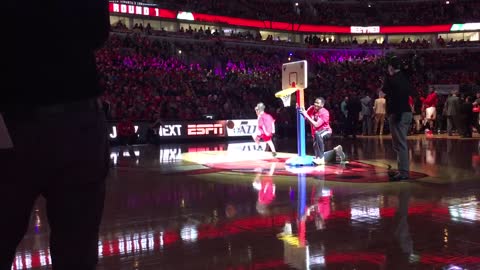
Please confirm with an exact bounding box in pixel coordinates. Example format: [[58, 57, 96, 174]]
[[276, 82, 298, 108], [281, 95, 292, 107]]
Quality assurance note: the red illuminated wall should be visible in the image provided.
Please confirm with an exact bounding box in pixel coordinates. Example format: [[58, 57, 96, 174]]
[[108, 2, 455, 34]]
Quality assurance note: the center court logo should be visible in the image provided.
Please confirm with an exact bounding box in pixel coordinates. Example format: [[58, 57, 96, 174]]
[[227, 142, 267, 152]]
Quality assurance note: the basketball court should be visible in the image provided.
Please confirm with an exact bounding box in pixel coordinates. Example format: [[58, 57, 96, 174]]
[[11, 134, 480, 270], [9, 60, 480, 270]]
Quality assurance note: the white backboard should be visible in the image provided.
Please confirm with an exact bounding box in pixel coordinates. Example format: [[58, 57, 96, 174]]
[[282, 60, 307, 90]]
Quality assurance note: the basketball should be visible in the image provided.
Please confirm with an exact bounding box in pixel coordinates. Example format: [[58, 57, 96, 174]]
[[226, 120, 235, 129]]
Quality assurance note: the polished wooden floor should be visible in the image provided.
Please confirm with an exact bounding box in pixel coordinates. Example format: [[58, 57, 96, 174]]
[[12, 134, 480, 270]]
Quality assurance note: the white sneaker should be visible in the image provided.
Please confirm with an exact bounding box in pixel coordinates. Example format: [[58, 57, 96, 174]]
[[313, 157, 325, 165]]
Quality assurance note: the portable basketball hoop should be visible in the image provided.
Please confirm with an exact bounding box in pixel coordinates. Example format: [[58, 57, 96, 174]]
[[275, 60, 314, 166]]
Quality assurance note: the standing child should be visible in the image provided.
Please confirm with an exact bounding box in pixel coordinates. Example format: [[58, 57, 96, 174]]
[[253, 103, 277, 157]]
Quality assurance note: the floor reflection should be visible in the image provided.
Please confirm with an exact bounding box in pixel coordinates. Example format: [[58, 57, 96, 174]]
[[12, 136, 480, 270]]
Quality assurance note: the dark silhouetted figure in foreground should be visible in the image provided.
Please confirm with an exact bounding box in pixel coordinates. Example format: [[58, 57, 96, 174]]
[[1, 0, 110, 269]]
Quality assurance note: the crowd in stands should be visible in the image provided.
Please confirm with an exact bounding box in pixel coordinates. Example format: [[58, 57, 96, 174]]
[[97, 34, 284, 123], [152, 0, 479, 26], [304, 36, 434, 49], [97, 32, 480, 137], [437, 35, 480, 48]]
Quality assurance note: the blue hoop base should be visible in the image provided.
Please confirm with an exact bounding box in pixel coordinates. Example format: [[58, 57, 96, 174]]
[[285, 155, 315, 167]]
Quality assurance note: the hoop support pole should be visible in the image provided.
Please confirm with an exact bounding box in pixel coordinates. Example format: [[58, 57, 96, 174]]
[[296, 89, 306, 157]]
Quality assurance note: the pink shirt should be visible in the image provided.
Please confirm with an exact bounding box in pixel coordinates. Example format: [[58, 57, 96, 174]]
[[258, 112, 275, 135], [306, 107, 331, 136], [258, 176, 275, 205]]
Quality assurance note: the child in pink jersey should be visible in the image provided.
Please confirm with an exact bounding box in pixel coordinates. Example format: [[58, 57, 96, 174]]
[[253, 102, 277, 157]]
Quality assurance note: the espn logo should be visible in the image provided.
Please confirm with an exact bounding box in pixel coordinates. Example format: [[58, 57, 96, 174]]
[[187, 124, 224, 136]]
